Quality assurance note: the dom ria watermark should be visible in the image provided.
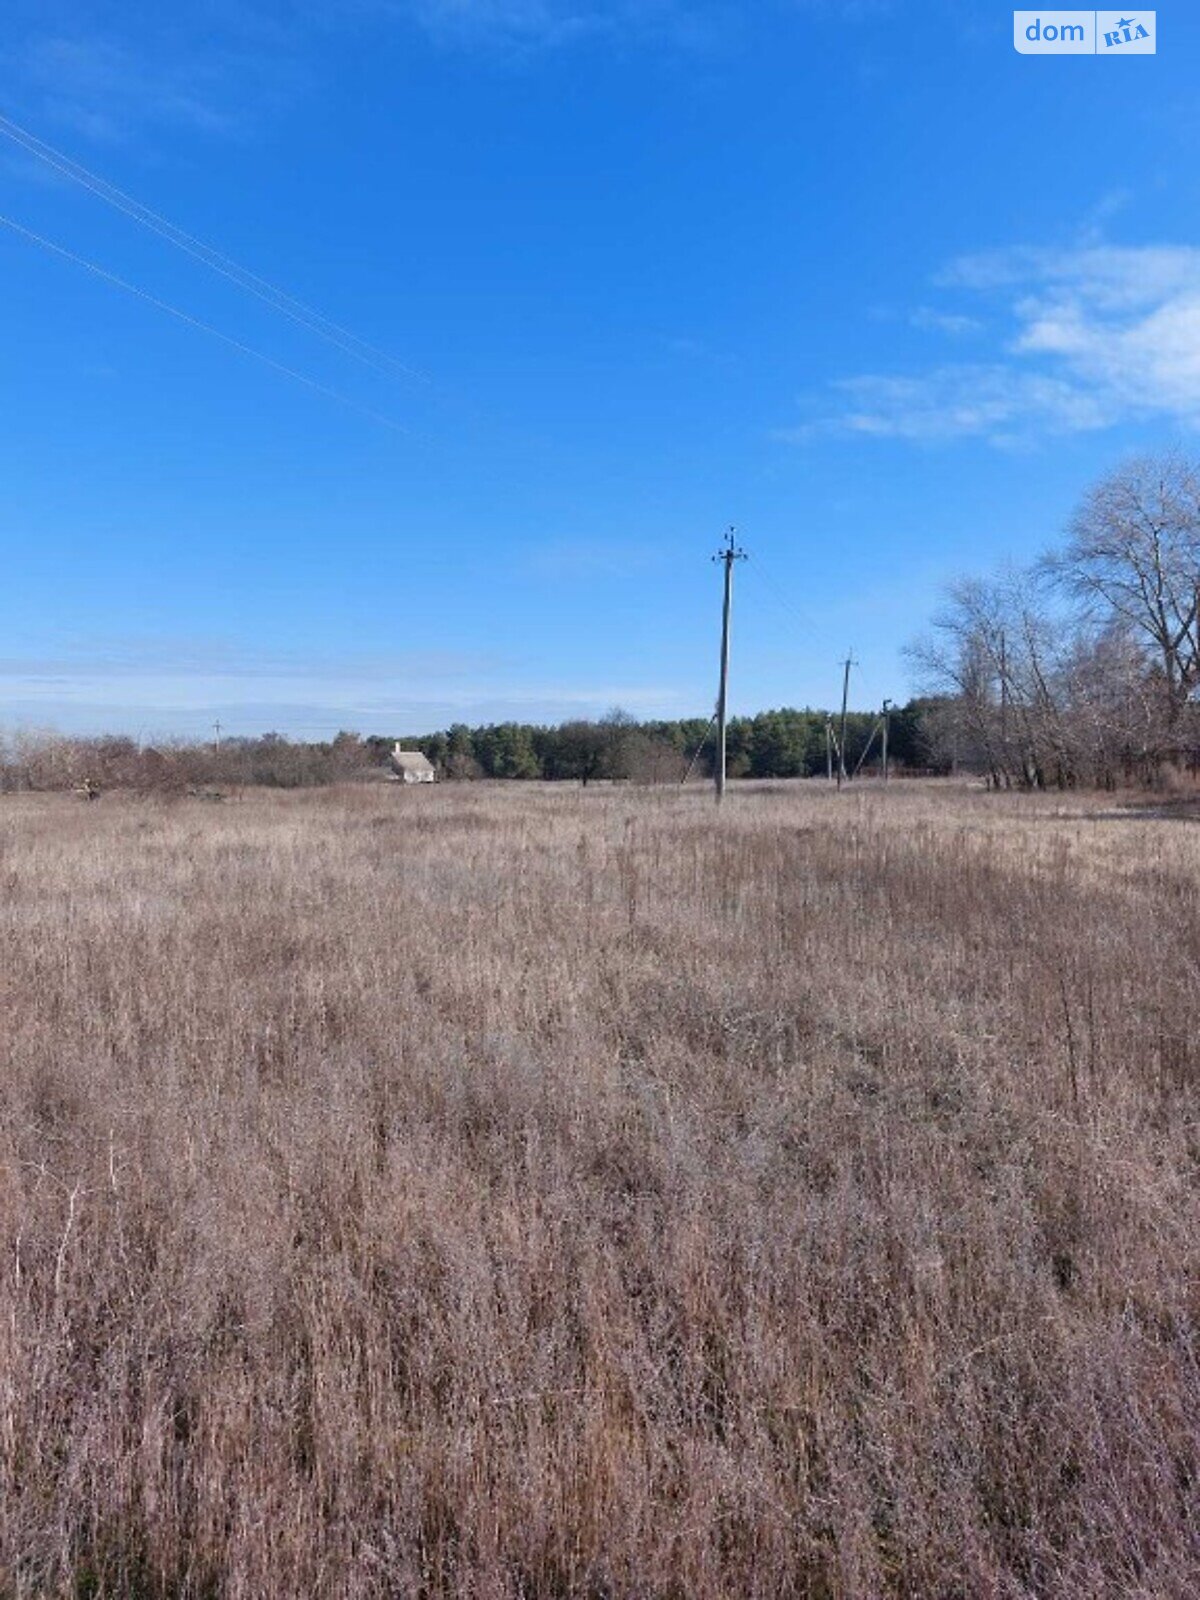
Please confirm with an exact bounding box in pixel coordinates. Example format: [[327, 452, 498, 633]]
[[1013, 11, 1156, 53]]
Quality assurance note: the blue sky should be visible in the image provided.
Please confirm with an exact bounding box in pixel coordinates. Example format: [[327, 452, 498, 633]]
[[1, 0, 1196, 737]]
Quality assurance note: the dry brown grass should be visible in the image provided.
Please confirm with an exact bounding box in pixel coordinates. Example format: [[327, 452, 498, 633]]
[[1, 779, 1198, 1598]]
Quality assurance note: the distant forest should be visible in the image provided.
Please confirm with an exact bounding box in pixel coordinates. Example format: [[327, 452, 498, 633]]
[[379, 703, 934, 784], [0, 702, 940, 793], [9, 455, 1200, 796], [18, 440, 1200, 801]]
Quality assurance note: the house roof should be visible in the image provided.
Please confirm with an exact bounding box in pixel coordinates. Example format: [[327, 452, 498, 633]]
[[391, 747, 436, 775]]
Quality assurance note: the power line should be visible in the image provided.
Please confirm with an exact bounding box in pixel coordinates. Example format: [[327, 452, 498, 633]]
[[0, 110, 425, 385], [739, 553, 846, 664], [0, 211, 411, 435]]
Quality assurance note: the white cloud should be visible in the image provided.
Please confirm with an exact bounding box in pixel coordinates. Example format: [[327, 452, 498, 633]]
[[807, 366, 1111, 444], [797, 243, 1200, 445], [939, 244, 1200, 309], [398, 0, 720, 49], [5, 10, 312, 143], [521, 537, 669, 578], [789, 0, 894, 15], [20, 36, 235, 139], [3, 0, 712, 144], [402, 0, 602, 47], [910, 306, 982, 337], [0, 636, 680, 736]]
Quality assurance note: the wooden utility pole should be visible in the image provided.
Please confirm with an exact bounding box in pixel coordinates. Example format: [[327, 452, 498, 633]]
[[882, 698, 892, 784], [713, 527, 747, 803], [825, 715, 834, 782], [836, 653, 856, 790]]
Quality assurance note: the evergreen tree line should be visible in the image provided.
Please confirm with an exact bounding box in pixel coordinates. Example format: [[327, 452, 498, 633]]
[[376, 702, 934, 784], [0, 704, 939, 794]]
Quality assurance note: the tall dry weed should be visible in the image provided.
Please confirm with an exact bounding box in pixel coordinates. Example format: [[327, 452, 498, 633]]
[[1, 781, 1197, 1597]]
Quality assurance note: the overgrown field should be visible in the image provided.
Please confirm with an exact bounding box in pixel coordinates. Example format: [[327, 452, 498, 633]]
[[1, 781, 1197, 1598]]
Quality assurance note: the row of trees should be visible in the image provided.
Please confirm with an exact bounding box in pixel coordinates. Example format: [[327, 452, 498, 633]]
[[0, 730, 375, 794], [913, 452, 1200, 789], [0, 705, 936, 794], [375, 704, 930, 784]]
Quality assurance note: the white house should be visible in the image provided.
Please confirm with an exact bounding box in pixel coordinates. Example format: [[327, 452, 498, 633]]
[[390, 746, 436, 784]]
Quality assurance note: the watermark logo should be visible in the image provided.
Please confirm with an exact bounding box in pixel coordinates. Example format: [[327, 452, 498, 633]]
[[1015, 10, 1093, 51], [1013, 11, 1155, 53], [1097, 11, 1154, 50]]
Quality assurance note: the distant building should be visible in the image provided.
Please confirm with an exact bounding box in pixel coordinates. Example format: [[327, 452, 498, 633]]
[[390, 746, 436, 784]]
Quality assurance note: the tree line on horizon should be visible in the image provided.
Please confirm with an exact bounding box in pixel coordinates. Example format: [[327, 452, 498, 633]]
[[9, 451, 1196, 797], [382, 702, 933, 784], [0, 703, 939, 793]]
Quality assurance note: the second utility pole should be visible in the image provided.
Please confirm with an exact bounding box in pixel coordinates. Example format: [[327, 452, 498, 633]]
[[882, 698, 892, 784], [836, 652, 856, 790], [713, 526, 747, 803]]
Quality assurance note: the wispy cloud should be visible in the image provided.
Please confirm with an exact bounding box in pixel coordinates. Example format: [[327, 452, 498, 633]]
[[397, 0, 724, 51], [792, 242, 1200, 445], [2, 1, 715, 144], [18, 36, 233, 140], [402, 0, 605, 48], [3, 5, 311, 143], [787, 366, 1110, 445], [521, 538, 669, 579], [0, 635, 680, 736], [398, 0, 893, 52], [909, 305, 982, 337], [789, 0, 895, 16]]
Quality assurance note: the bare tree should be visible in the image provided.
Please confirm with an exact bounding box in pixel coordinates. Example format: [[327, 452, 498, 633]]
[[909, 454, 1200, 790], [1057, 621, 1160, 787], [908, 580, 1004, 783], [909, 571, 1074, 788], [1047, 452, 1200, 728]]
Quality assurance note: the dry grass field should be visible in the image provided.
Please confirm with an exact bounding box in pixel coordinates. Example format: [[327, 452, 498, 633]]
[[1, 779, 1198, 1598]]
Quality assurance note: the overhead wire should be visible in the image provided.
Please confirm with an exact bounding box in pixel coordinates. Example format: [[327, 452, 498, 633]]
[[0, 211, 411, 435], [739, 553, 843, 658], [0, 109, 425, 385]]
